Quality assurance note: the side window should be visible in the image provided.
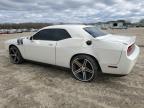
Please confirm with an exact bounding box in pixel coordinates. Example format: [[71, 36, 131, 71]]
[[54, 29, 71, 41], [32, 31, 40, 40], [33, 29, 50, 40], [33, 29, 71, 41]]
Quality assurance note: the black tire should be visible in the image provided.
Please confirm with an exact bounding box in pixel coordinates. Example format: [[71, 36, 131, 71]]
[[9, 46, 24, 64], [70, 55, 99, 82]]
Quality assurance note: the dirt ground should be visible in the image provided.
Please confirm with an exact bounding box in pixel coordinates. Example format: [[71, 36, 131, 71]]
[[0, 28, 144, 108]]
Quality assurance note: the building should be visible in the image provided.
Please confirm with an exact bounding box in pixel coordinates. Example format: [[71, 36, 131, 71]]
[[95, 22, 109, 29], [108, 20, 128, 29], [96, 20, 129, 29]]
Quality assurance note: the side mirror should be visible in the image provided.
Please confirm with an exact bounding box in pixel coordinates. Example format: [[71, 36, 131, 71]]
[[30, 36, 33, 40]]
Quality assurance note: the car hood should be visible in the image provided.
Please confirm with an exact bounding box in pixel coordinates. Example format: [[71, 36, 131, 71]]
[[97, 34, 136, 45]]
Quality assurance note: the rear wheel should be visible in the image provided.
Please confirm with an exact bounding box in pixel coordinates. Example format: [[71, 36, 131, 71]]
[[9, 46, 23, 64], [71, 55, 99, 82]]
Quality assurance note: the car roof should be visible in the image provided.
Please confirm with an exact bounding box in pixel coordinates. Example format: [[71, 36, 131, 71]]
[[41, 25, 90, 30], [39, 25, 94, 38]]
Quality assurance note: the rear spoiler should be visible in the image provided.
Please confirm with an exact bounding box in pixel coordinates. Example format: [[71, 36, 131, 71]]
[[124, 36, 136, 45]]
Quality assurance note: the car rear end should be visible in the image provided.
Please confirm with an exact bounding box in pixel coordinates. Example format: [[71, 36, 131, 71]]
[[94, 35, 139, 75], [117, 40, 140, 74], [83, 26, 140, 75]]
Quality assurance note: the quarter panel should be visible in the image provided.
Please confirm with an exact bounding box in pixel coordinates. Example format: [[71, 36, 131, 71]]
[[93, 40, 124, 65], [56, 38, 100, 68]]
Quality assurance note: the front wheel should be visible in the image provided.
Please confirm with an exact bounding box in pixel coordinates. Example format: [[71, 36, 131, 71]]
[[9, 46, 24, 64], [71, 55, 99, 82]]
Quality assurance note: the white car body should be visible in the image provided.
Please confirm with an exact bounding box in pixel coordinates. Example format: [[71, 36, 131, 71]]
[[5, 25, 140, 75]]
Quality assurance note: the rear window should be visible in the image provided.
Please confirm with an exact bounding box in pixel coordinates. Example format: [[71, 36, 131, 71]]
[[84, 27, 107, 37]]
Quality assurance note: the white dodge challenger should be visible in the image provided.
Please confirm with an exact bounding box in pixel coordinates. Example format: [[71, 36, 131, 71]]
[[5, 25, 140, 82]]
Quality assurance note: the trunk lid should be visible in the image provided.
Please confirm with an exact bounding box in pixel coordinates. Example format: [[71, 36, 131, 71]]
[[97, 34, 136, 45]]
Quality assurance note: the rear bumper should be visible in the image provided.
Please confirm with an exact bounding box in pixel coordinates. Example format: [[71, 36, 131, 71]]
[[101, 45, 140, 74], [118, 45, 140, 74]]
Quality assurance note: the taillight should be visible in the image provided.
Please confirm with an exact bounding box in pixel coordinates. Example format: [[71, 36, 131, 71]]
[[127, 44, 135, 56]]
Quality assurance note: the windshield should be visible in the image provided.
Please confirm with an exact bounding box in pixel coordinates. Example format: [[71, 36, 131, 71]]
[[84, 27, 107, 37]]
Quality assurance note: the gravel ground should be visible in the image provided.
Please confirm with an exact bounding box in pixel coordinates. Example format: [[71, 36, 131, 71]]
[[0, 28, 144, 108]]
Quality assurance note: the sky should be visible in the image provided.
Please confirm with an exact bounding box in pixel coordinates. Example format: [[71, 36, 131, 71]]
[[0, 0, 144, 23]]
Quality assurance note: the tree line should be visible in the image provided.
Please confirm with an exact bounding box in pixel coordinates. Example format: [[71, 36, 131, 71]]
[[0, 19, 144, 29], [0, 23, 54, 29]]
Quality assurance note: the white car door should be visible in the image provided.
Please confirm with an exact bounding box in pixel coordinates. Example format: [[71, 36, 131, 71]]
[[24, 29, 56, 65]]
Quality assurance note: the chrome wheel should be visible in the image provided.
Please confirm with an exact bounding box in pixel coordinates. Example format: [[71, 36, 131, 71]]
[[9, 46, 23, 64], [72, 58, 95, 81]]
